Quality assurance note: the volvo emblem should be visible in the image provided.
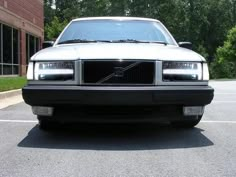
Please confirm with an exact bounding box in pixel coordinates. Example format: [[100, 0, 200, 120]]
[[114, 67, 125, 77]]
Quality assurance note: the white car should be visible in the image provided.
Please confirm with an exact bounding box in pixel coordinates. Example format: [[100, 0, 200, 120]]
[[22, 17, 214, 130]]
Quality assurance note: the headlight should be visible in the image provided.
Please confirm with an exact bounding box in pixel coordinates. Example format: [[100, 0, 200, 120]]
[[33, 61, 74, 81], [162, 61, 207, 81]]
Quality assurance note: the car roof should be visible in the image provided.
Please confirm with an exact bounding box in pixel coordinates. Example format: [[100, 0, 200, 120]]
[[72, 17, 160, 23]]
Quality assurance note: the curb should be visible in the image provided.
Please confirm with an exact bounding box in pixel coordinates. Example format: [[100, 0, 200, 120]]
[[0, 89, 22, 100]]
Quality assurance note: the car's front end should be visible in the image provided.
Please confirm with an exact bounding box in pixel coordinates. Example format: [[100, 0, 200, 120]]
[[22, 17, 214, 129]]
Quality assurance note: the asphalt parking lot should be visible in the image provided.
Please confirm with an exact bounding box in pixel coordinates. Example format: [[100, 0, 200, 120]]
[[0, 81, 236, 177]]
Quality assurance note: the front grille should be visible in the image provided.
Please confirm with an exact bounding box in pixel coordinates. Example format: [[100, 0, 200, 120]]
[[82, 60, 155, 85]]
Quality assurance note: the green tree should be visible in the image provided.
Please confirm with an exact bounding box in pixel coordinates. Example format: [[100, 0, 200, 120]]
[[217, 26, 236, 63], [80, 0, 110, 17], [203, 0, 233, 57], [45, 16, 68, 40], [211, 26, 236, 78], [109, 0, 128, 16], [44, 0, 55, 24]]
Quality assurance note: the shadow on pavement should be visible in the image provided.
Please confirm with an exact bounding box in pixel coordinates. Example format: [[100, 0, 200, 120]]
[[18, 123, 214, 150]]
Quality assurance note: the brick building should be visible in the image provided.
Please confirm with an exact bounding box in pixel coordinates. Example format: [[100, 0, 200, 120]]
[[0, 0, 44, 76]]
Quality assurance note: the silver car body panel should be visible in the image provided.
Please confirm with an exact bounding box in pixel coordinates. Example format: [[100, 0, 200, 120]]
[[31, 43, 204, 62]]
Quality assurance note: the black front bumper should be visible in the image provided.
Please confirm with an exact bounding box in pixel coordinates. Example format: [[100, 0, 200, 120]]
[[22, 85, 214, 106]]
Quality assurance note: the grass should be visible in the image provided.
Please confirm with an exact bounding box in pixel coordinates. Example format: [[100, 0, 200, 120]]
[[0, 77, 27, 92], [211, 78, 236, 81]]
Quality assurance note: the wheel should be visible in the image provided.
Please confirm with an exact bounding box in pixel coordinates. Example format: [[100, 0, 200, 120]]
[[38, 116, 56, 131], [171, 115, 202, 128]]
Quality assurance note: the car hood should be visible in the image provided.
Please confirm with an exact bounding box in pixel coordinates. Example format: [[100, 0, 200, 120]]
[[32, 43, 205, 62]]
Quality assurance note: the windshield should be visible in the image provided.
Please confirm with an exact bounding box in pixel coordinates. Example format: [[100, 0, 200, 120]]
[[57, 20, 177, 45]]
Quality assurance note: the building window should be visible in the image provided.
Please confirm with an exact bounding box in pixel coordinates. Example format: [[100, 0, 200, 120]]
[[26, 33, 40, 64], [0, 23, 19, 75]]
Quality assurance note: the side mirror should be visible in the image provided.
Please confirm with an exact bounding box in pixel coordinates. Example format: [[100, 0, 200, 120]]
[[42, 41, 54, 49], [178, 42, 193, 50]]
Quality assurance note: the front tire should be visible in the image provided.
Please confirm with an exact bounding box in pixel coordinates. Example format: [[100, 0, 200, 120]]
[[171, 115, 202, 128], [38, 116, 56, 131]]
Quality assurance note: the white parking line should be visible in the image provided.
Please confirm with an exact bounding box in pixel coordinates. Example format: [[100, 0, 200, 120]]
[[202, 120, 236, 124], [212, 101, 236, 103], [0, 120, 37, 123]]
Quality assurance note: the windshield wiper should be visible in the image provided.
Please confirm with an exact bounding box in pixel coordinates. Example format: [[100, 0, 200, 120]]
[[58, 38, 168, 45], [58, 39, 112, 44], [150, 41, 168, 45], [111, 39, 168, 45]]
